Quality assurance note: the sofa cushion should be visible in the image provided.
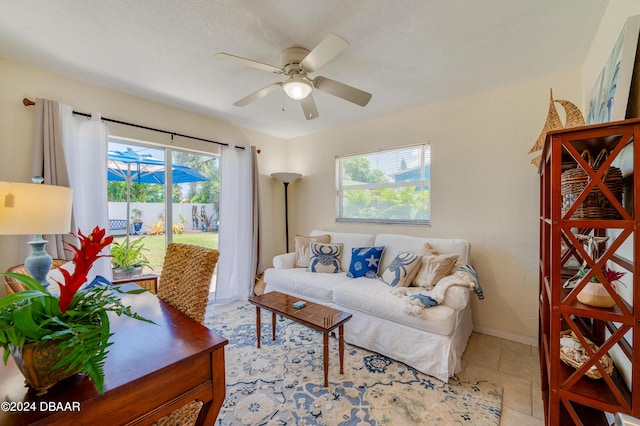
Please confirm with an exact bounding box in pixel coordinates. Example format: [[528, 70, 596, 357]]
[[346, 246, 385, 278], [414, 253, 459, 289], [380, 251, 422, 287], [294, 234, 330, 268], [310, 230, 375, 272], [308, 242, 343, 273], [374, 234, 470, 271], [264, 267, 349, 304], [333, 278, 458, 336]]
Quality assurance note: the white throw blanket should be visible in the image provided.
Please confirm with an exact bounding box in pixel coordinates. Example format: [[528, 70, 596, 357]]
[[393, 265, 483, 319]]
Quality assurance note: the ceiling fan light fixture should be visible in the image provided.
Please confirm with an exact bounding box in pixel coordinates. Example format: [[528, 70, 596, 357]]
[[283, 75, 312, 100]]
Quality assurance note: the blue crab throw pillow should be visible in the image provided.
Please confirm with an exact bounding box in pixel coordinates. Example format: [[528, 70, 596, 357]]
[[347, 246, 385, 278], [308, 241, 343, 273], [380, 251, 421, 287]]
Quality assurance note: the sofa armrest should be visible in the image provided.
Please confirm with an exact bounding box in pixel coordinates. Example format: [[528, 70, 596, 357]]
[[273, 252, 295, 269], [434, 274, 472, 310]]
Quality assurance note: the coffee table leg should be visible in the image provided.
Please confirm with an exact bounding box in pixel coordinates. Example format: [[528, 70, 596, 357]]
[[255, 306, 261, 349], [272, 312, 276, 341], [323, 331, 329, 387], [339, 325, 345, 375]]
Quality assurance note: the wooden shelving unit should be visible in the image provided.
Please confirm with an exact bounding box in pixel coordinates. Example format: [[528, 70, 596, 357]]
[[538, 119, 640, 425]]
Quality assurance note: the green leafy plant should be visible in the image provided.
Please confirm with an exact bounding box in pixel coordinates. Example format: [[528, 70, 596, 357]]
[[131, 208, 143, 223], [111, 238, 150, 270], [0, 226, 152, 393]]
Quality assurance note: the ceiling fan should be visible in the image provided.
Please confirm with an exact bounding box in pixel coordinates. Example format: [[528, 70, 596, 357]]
[[214, 33, 372, 120]]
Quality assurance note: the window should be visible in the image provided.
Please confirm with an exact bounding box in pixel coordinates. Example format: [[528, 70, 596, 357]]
[[336, 144, 430, 224]]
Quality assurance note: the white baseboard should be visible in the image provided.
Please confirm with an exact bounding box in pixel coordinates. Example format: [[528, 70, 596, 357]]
[[473, 324, 538, 347]]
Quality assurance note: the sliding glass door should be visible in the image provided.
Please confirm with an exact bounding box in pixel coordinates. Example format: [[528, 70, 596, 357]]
[[107, 138, 220, 290]]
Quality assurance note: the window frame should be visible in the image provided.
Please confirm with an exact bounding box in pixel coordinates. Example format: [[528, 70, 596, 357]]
[[335, 143, 431, 225]]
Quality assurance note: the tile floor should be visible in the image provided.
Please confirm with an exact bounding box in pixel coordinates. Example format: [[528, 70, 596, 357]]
[[462, 332, 543, 425]]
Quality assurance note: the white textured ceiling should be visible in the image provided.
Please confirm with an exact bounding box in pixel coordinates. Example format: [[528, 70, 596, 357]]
[[0, 0, 608, 139]]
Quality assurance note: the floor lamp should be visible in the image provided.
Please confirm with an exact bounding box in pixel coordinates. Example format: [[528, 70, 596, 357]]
[[0, 181, 73, 290], [271, 172, 302, 253]]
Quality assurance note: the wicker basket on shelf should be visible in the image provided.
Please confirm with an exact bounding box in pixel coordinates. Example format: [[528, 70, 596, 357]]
[[559, 330, 613, 379], [561, 149, 624, 219]]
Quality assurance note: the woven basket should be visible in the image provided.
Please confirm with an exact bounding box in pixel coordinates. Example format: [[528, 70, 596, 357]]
[[561, 149, 623, 219], [559, 330, 613, 379]]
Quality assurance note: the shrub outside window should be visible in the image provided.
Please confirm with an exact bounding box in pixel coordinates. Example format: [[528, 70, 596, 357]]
[[336, 144, 430, 224]]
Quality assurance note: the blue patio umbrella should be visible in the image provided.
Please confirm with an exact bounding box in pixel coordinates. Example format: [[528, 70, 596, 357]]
[[108, 149, 207, 244]]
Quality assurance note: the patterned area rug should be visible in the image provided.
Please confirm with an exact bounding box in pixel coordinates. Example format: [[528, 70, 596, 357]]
[[205, 303, 502, 425]]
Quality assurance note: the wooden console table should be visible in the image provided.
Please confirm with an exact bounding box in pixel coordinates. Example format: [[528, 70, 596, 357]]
[[0, 287, 228, 425]]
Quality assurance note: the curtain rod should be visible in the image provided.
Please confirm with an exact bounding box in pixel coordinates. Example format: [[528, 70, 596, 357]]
[[23, 98, 245, 150]]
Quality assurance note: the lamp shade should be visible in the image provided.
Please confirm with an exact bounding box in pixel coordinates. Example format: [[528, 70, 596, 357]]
[[283, 75, 312, 100], [0, 182, 73, 235], [271, 172, 302, 184]]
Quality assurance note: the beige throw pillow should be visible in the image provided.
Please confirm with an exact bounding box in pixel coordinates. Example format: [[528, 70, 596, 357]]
[[294, 235, 331, 268], [409, 243, 438, 286], [414, 253, 459, 289]]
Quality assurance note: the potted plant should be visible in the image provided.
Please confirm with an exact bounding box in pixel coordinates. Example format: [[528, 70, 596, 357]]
[[131, 208, 143, 234], [576, 265, 625, 308], [111, 238, 150, 280], [0, 226, 151, 394]]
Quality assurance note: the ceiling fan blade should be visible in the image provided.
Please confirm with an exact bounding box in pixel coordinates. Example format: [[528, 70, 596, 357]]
[[301, 94, 319, 120], [313, 76, 372, 106], [233, 82, 283, 106], [214, 52, 282, 74], [301, 33, 350, 71]]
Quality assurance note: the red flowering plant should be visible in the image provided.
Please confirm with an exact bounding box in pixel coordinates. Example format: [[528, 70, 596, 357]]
[[579, 265, 626, 288], [0, 226, 151, 393]]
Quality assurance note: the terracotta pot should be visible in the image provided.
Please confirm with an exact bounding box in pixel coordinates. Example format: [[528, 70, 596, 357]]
[[10, 340, 80, 395], [577, 282, 616, 308]]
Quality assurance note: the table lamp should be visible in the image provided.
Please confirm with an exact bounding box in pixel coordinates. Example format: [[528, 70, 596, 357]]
[[0, 181, 73, 290], [271, 172, 302, 253]]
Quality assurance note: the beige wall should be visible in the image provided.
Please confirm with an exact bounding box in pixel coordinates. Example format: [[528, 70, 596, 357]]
[[2, 0, 639, 342], [284, 70, 583, 345], [0, 58, 289, 292]]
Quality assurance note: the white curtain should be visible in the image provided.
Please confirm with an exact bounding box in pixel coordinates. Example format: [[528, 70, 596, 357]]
[[215, 145, 261, 304], [27, 99, 74, 260], [60, 106, 111, 282], [251, 146, 264, 281]]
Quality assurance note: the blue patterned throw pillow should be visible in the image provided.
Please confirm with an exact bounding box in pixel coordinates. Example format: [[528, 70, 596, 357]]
[[347, 246, 385, 278], [380, 251, 421, 287], [308, 241, 343, 273]]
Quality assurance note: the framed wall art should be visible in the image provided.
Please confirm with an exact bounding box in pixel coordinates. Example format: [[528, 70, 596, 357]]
[[586, 15, 640, 124]]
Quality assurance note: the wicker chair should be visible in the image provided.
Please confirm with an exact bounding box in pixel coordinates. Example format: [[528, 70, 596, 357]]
[[157, 243, 219, 325], [152, 243, 219, 426], [4, 259, 67, 294]]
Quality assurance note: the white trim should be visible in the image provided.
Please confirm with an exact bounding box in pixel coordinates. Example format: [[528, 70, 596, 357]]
[[473, 324, 538, 347]]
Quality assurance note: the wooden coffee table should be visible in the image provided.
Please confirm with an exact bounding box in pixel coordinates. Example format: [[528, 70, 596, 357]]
[[248, 291, 352, 387]]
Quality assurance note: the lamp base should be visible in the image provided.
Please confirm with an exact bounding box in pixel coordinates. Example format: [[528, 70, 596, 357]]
[[25, 235, 52, 290]]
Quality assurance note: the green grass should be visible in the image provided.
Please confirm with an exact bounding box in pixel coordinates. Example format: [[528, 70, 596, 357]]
[[113, 231, 219, 274]]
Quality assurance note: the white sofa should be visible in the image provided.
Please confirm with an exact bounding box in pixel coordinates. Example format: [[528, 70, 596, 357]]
[[263, 230, 475, 383]]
